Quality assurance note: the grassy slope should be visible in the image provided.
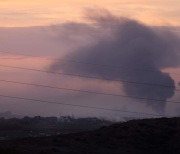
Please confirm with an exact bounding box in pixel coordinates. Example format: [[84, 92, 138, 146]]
[[0, 117, 180, 154]]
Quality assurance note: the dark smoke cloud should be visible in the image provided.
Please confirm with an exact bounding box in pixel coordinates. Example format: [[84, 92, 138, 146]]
[[50, 10, 180, 113]]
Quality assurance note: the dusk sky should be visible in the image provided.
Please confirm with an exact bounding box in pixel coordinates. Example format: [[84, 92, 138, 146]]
[[0, 0, 180, 27], [0, 0, 180, 120]]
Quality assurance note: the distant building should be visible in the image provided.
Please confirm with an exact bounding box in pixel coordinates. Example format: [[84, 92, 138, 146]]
[[0, 111, 12, 119]]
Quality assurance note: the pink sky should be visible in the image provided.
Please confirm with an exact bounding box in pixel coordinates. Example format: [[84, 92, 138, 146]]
[[0, 1, 180, 118], [0, 0, 180, 27]]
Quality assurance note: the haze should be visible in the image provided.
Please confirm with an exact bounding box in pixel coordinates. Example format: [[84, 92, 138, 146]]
[[0, 0, 180, 120]]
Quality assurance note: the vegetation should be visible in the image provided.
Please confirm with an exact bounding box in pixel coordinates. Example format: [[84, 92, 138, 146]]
[[0, 117, 180, 153], [0, 116, 111, 139]]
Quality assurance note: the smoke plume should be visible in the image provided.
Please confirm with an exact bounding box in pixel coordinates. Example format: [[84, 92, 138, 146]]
[[51, 10, 180, 113]]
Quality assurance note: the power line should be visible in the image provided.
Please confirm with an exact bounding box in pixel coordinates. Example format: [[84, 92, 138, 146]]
[[0, 57, 23, 59], [0, 64, 179, 90], [0, 79, 179, 104], [0, 93, 164, 117], [0, 51, 52, 60], [0, 52, 177, 118], [0, 50, 180, 76]]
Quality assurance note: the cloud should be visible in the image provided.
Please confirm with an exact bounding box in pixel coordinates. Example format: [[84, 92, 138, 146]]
[[50, 10, 180, 113]]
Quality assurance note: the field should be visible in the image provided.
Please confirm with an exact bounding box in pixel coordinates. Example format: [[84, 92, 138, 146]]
[[0, 117, 180, 154]]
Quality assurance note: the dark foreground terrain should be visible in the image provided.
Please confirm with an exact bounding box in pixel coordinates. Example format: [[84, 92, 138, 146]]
[[0, 117, 180, 154]]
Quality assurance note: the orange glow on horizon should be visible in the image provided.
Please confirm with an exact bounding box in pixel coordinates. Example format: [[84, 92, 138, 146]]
[[0, 0, 180, 27]]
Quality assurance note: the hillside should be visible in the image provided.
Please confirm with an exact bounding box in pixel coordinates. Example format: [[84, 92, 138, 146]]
[[0, 117, 180, 154]]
